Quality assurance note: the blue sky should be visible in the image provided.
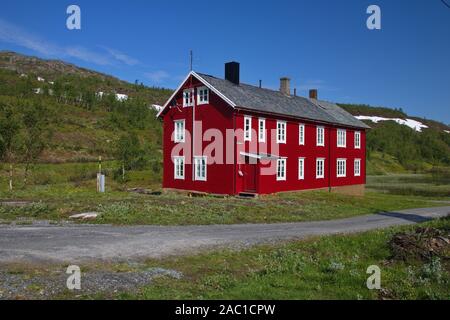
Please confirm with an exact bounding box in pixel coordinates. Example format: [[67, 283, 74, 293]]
[[1, 0, 449, 123]]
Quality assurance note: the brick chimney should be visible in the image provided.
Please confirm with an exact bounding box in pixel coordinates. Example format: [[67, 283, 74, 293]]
[[280, 77, 290, 95], [309, 89, 318, 100]]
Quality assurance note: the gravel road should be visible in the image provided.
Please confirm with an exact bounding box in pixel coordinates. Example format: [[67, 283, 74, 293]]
[[0, 206, 448, 265]]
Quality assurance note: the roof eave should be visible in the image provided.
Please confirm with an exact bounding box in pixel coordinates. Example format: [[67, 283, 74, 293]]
[[156, 71, 237, 119]]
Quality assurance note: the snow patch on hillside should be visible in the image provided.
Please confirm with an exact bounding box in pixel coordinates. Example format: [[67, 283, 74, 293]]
[[151, 104, 163, 112], [355, 116, 429, 132], [115, 93, 128, 102], [96, 92, 128, 102]]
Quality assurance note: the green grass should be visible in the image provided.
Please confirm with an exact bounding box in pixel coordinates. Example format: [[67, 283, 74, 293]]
[[89, 217, 448, 300], [93, 191, 445, 226], [5, 213, 448, 300], [367, 152, 409, 175], [0, 162, 448, 225], [367, 173, 450, 198], [0, 183, 443, 225]]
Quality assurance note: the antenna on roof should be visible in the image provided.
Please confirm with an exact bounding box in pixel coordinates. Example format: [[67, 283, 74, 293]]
[[190, 50, 193, 71]]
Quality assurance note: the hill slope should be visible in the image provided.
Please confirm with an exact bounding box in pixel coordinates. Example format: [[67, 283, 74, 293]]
[[0, 51, 172, 163], [1, 51, 449, 175], [338, 103, 450, 173]]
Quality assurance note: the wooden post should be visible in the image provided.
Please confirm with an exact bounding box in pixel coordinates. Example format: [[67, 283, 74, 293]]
[[97, 156, 103, 193], [9, 164, 13, 191]]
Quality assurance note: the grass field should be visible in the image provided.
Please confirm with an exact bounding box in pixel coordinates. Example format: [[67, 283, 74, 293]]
[[0, 162, 449, 225], [0, 162, 449, 300], [367, 172, 450, 197], [1, 186, 441, 225], [366, 152, 409, 175], [61, 216, 447, 300]]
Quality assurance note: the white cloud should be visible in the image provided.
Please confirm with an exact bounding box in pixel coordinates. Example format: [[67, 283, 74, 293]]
[[0, 18, 139, 67], [65, 46, 112, 66], [0, 18, 58, 56], [100, 46, 140, 66], [145, 70, 171, 83]]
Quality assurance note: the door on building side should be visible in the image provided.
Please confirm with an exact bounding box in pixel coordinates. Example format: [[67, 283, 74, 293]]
[[243, 157, 257, 192]]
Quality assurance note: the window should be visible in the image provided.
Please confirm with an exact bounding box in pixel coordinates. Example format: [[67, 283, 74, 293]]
[[277, 121, 287, 144], [197, 86, 209, 105], [354, 159, 361, 177], [317, 126, 325, 146], [258, 118, 266, 142], [355, 131, 361, 149], [194, 156, 207, 181], [244, 116, 252, 141], [337, 129, 346, 148], [337, 159, 347, 177], [174, 120, 185, 143], [183, 89, 194, 107], [316, 158, 325, 179], [174, 156, 185, 180], [298, 158, 305, 180], [277, 159, 286, 181], [299, 124, 305, 145]]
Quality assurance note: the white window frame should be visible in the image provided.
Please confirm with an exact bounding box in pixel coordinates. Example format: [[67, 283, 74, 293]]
[[277, 121, 287, 144], [316, 158, 325, 179], [258, 118, 266, 143], [337, 129, 347, 148], [337, 158, 347, 178], [183, 88, 194, 107], [244, 116, 252, 142], [354, 159, 361, 177], [173, 156, 185, 180], [197, 86, 209, 105], [354, 131, 361, 149], [298, 157, 305, 180], [276, 159, 287, 181], [299, 124, 305, 145], [194, 156, 207, 181], [174, 119, 185, 143], [316, 126, 325, 147]]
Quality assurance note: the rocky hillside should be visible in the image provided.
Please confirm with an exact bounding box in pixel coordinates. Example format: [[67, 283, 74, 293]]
[[0, 51, 110, 78]]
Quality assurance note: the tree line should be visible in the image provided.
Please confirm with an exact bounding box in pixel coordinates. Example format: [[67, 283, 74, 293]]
[[0, 100, 50, 189], [367, 121, 450, 171]]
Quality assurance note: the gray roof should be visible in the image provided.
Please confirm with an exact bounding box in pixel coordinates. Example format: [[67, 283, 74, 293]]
[[309, 99, 371, 129], [197, 73, 370, 129]]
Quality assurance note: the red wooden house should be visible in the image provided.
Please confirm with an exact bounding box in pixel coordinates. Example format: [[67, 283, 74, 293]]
[[157, 62, 370, 196]]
